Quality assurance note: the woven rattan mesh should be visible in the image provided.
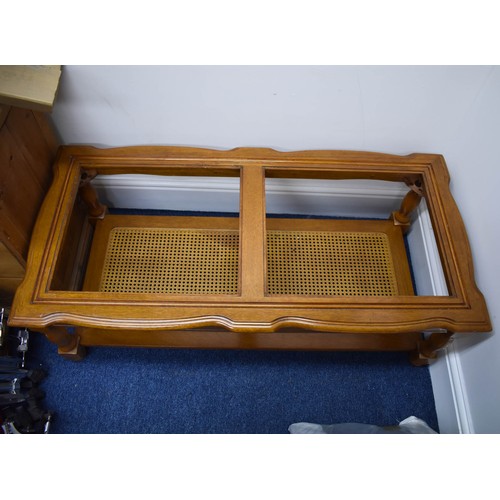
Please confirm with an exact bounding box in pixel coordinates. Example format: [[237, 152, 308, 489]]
[[99, 227, 239, 294], [98, 227, 399, 296], [267, 230, 399, 296]]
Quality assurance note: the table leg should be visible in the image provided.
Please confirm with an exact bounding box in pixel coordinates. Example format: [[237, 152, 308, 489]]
[[391, 188, 422, 234], [410, 331, 453, 366], [43, 326, 86, 361], [78, 169, 107, 220]]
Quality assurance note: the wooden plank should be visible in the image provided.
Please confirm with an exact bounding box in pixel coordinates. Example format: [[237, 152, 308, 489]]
[[0, 107, 59, 262], [0, 124, 46, 260], [33, 110, 60, 154], [0, 104, 10, 128], [239, 165, 266, 299], [5, 107, 54, 191], [0, 241, 25, 276], [78, 327, 421, 351], [0, 277, 24, 302], [0, 66, 61, 112]]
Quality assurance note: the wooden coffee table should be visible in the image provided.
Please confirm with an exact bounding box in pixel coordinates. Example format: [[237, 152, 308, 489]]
[[8, 146, 491, 364]]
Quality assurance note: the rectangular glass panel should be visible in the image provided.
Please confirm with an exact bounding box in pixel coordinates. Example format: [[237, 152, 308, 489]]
[[264, 173, 450, 297], [49, 171, 241, 294]]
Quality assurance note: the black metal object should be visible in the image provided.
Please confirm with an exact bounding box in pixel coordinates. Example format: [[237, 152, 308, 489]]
[[0, 308, 54, 433]]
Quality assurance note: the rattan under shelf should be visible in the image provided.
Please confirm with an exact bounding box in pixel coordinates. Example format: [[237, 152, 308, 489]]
[[82, 215, 413, 298]]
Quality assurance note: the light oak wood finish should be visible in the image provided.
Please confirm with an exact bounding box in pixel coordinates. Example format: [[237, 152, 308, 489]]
[[8, 146, 492, 364], [78, 169, 107, 220], [391, 188, 423, 233]]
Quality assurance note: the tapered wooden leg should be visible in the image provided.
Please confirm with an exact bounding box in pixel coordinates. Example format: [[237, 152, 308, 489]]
[[57, 336, 86, 361], [391, 188, 423, 233], [43, 326, 87, 361], [410, 331, 453, 366], [79, 169, 107, 220]]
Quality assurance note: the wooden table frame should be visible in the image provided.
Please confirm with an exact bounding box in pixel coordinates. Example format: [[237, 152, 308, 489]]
[[8, 146, 491, 365]]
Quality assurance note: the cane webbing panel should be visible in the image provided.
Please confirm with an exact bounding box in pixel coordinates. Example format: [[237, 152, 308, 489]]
[[266, 230, 399, 296], [99, 228, 239, 294], [98, 225, 399, 296]]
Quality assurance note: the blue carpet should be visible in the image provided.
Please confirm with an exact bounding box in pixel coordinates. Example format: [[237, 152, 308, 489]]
[[28, 334, 438, 434]]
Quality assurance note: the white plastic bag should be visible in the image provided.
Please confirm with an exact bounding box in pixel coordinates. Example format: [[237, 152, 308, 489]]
[[288, 416, 437, 434]]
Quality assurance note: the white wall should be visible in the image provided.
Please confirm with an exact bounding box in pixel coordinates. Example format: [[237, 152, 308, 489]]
[[50, 65, 500, 433], [52, 66, 493, 153]]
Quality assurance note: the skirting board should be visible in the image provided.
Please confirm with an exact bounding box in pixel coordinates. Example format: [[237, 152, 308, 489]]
[[93, 176, 408, 218], [410, 202, 474, 434], [93, 175, 470, 433]]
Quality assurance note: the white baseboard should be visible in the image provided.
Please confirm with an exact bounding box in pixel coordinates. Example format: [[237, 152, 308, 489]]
[[442, 341, 475, 433], [92, 174, 468, 432], [93, 175, 408, 218], [410, 202, 473, 433]]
